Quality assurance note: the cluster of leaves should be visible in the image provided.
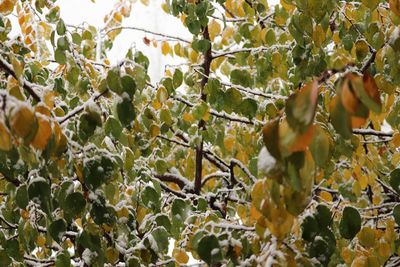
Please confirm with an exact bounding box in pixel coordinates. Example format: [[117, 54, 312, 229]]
[[1, 0, 400, 266]]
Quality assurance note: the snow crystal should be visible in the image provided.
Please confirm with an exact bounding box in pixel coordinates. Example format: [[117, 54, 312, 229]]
[[257, 147, 277, 175]]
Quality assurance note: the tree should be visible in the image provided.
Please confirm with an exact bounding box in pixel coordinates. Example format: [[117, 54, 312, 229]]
[[0, 0, 399, 265]]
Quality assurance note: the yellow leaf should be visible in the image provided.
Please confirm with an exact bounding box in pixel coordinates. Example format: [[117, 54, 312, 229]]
[[208, 19, 221, 41], [182, 112, 194, 123], [30, 116, 52, 150], [116, 207, 129, 218], [161, 41, 171, 56], [105, 247, 119, 263], [43, 91, 55, 109], [36, 235, 46, 247], [0, 0, 16, 15], [319, 191, 333, 202], [35, 103, 51, 117], [312, 25, 325, 47], [0, 121, 12, 151], [11, 105, 37, 139], [149, 124, 160, 138], [224, 136, 235, 152], [173, 248, 189, 264]]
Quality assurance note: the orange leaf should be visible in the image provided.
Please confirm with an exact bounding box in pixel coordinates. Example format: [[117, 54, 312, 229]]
[[363, 72, 381, 109], [341, 79, 359, 114], [30, 116, 52, 150], [288, 124, 315, 152]]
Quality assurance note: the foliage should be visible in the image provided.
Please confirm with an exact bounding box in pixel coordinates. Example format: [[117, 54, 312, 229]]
[[0, 0, 399, 266]]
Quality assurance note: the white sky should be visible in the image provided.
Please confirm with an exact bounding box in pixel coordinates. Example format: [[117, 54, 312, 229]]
[[56, 0, 280, 81]]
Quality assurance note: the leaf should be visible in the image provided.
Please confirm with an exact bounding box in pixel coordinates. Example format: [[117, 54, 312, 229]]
[[0, 121, 12, 151], [285, 80, 318, 133], [83, 155, 114, 190], [149, 227, 169, 253], [362, 72, 382, 113], [230, 69, 253, 88], [288, 124, 315, 152], [49, 219, 67, 242], [173, 69, 183, 88], [104, 116, 123, 140], [10, 105, 37, 139], [161, 41, 171, 55], [237, 97, 258, 118], [362, 0, 380, 10], [192, 39, 211, 53], [339, 206, 361, 239], [28, 177, 51, 215], [315, 204, 332, 229], [301, 215, 319, 242], [63, 192, 86, 218], [121, 75, 136, 99], [107, 68, 122, 94], [393, 204, 400, 225], [390, 169, 400, 194], [30, 116, 52, 150], [330, 96, 352, 139], [197, 235, 223, 265], [358, 227, 376, 248], [116, 98, 136, 127], [0, 0, 16, 15], [262, 118, 281, 160], [309, 125, 330, 167], [15, 184, 29, 209], [141, 186, 160, 211]]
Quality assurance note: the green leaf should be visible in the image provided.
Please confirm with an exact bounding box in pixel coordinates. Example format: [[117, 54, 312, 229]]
[[54, 49, 66, 64], [393, 204, 400, 225], [121, 75, 136, 99], [28, 177, 51, 215], [55, 251, 71, 267], [141, 186, 160, 211], [149, 227, 169, 253], [15, 185, 29, 209], [171, 198, 191, 221], [63, 192, 86, 218], [331, 96, 352, 139], [173, 69, 183, 89], [56, 19, 66, 35], [301, 215, 319, 242], [107, 68, 122, 95], [339, 206, 361, 239], [83, 155, 114, 190], [105, 116, 123, 140], [192, 39, 211, 53], [90, 202, 116, 225], [237, 98, 258, 118], [309, 126, 331, 167], [390, 169, 400, 194], [116, 98, 136, 127], [315, 204, 332, 229], [197, 235, 223, 265], [57, 36, 69, 51], [285, 80, 318, 133], [49, 219, 67, 242], [230, 69, 253, 88]]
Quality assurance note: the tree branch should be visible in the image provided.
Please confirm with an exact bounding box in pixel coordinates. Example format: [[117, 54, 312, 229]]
[[102, 26, 191, 44], [195, 26, 213, 194], [58, 89, 109, 124], [0, 55, 41, 102], [153, 173, 194, 192], [201, 172, 230, 188], [352, 128, 393, 137]]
